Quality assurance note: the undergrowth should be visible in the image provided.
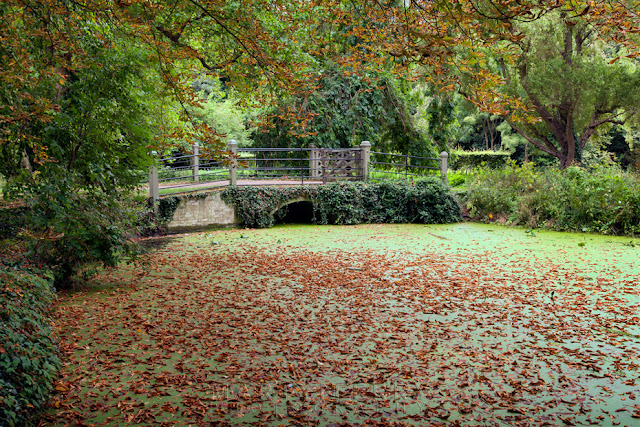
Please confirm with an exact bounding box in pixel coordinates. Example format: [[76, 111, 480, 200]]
[[464, 162, 640, 235], [452, 150, 511, 169]]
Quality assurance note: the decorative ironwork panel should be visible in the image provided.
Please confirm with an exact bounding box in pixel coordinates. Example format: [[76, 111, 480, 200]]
[[319, 149, 362, 183]]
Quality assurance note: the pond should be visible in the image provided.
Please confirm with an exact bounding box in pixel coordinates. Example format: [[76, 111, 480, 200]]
[[45, 223, 640, 426]]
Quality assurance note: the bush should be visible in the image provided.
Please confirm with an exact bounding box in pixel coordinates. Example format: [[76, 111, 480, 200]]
[[6, 175, 144, 288], [452, 150, 511, 169], [222, 179, 462, 228], [447, 171, 467, 187], [0, 208, 27, 240], [0, 268, 60, 427], [24, 190, 141, 288], [464, 163, 640, 235]]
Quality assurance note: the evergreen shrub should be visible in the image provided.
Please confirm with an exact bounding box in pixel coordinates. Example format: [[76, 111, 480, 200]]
[[0, 208, 26, 240], [447, 171, 467, 187], [452, 150, 511, 169]]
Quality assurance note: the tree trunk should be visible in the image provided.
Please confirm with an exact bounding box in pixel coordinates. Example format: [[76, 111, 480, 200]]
[[555, 128, 576, 169], [559, 152, 572, 169], [20, 149, 33, 173]]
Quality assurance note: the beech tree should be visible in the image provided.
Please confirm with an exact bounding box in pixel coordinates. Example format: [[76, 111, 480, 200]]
[[0, 0, 328, 285], [254, 63, 434, 157], [0, 0, 320, 170], [3, 1, 639, 170]]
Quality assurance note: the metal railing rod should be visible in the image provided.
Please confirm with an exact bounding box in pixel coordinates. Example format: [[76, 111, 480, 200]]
[[237, 175, 312, 180], [238, 147, 360, 153], [247, 159, 305, 164], [159, 165, 192, 172], [239, 169, 308, 173], [160, 154, 195, 161], [371, 151, 439, 161], [158, 177, 193, 183], [370, 161, 439, 170], [160, 179, 228, 189], [238, 147, 312, 152], [371, 170, 433, 175], [196, 169, 225, 173], [195, 170, 227, 178]]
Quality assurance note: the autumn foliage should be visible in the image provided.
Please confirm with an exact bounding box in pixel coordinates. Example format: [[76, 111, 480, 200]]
[[2, 1, 639, 169]]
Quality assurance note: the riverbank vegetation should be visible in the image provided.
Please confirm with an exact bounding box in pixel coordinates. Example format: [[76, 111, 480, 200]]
[[463, 163, 640, 236]]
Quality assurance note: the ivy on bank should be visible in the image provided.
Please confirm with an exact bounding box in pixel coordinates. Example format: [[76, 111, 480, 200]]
[[138, 194, 208, 235], [0, 268, 60, 427], [221, 179, 461, 228], [157, 196, 181, 223]]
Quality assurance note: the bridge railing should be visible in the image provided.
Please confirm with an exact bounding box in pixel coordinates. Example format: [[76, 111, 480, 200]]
[[370, 151, 448, 183], [148, 143, 227, 200], [149, 141, 447, 204], [235, 147, 315, 183]]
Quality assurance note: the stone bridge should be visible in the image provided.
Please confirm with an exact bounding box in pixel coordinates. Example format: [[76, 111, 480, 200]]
[[153, 142, 450, 232], [164, 189, 316, 232]]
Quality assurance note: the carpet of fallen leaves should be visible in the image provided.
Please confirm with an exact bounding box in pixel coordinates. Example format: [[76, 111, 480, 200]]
[[43, 225, 640, 426]]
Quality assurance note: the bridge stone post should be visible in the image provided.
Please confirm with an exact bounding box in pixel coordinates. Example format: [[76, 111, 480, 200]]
[[309, 144, 320, 179], [149, 151, 159, 213], [229, 140, 237, 186], [440, 151, 448, 185], [192, 142, 199, 182], [360, 141, 371, 181]]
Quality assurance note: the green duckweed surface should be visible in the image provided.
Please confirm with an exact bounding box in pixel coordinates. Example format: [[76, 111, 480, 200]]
[[45, 223, 640, 426]]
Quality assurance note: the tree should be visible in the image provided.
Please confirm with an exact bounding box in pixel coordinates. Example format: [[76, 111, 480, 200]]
[[493, 12, 640, 168], [0, 0, 322, 169], [2, 25, 162, 286], [189, 79, 257, 149], [254, 63, 435, 157], [3, 0, 639, 286], [0, 0, 324, 284], [4, 1, 639, 171]]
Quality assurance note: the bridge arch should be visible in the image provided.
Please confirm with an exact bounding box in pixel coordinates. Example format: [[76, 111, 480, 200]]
[[271, 197, 315, 224], [269, 196, 313, 216]]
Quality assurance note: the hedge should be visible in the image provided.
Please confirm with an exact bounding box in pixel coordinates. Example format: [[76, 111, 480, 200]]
[[452, 150, 511, 170], [463, 163, 640, 235]]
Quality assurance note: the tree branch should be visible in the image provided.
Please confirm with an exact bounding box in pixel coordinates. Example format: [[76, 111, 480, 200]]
[[154, 23, 241, 71], [504, 117, 560, 157], [580, 110, 635, 146], [186, 0, 267, 69]]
